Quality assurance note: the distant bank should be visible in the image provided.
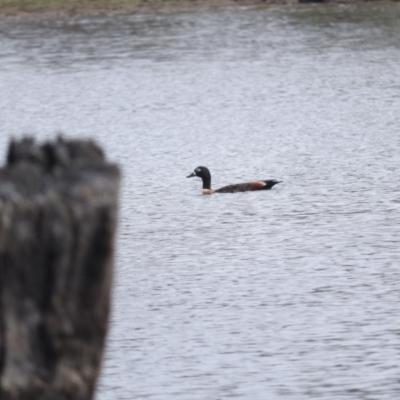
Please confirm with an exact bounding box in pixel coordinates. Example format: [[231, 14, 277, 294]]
[[0, 0, 396, 17]]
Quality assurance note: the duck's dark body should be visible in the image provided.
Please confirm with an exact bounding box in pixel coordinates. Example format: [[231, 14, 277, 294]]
[[187, 166, 281, 194], [214, 180, 280, 193]]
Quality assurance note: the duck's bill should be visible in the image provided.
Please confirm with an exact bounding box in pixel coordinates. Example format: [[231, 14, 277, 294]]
[[186, 172, 196, 178]]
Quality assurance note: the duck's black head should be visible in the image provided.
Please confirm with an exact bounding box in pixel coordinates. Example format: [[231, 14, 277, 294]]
[[186, 166, 211, 189]]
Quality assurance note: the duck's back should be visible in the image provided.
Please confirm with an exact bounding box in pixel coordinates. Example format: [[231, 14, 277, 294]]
[[215, 180, 280, 193]]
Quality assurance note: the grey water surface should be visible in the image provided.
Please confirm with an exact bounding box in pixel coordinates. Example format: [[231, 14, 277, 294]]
[[1, 3, 400, 399]]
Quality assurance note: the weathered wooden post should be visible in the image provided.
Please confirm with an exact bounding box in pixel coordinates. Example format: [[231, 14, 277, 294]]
[[0, 138, 120, 400]]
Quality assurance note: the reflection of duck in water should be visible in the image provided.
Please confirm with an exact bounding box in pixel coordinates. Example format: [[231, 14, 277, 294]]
[[187, 166, 281, 195]]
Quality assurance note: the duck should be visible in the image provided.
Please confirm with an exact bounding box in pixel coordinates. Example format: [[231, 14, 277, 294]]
[[187, 166, 281, 195]]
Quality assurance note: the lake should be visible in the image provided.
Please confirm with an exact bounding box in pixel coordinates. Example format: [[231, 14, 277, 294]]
[[1, 3, 400, 399]]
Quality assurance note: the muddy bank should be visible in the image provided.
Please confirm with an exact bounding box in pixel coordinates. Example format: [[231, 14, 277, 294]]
[[0, 0, 397, 17]]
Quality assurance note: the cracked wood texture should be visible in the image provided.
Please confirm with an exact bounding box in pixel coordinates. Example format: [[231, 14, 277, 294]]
[[0, 138, 120, 400]]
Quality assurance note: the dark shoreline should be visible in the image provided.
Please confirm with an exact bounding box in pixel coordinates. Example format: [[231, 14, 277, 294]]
[[0, 0, 397, 18]]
